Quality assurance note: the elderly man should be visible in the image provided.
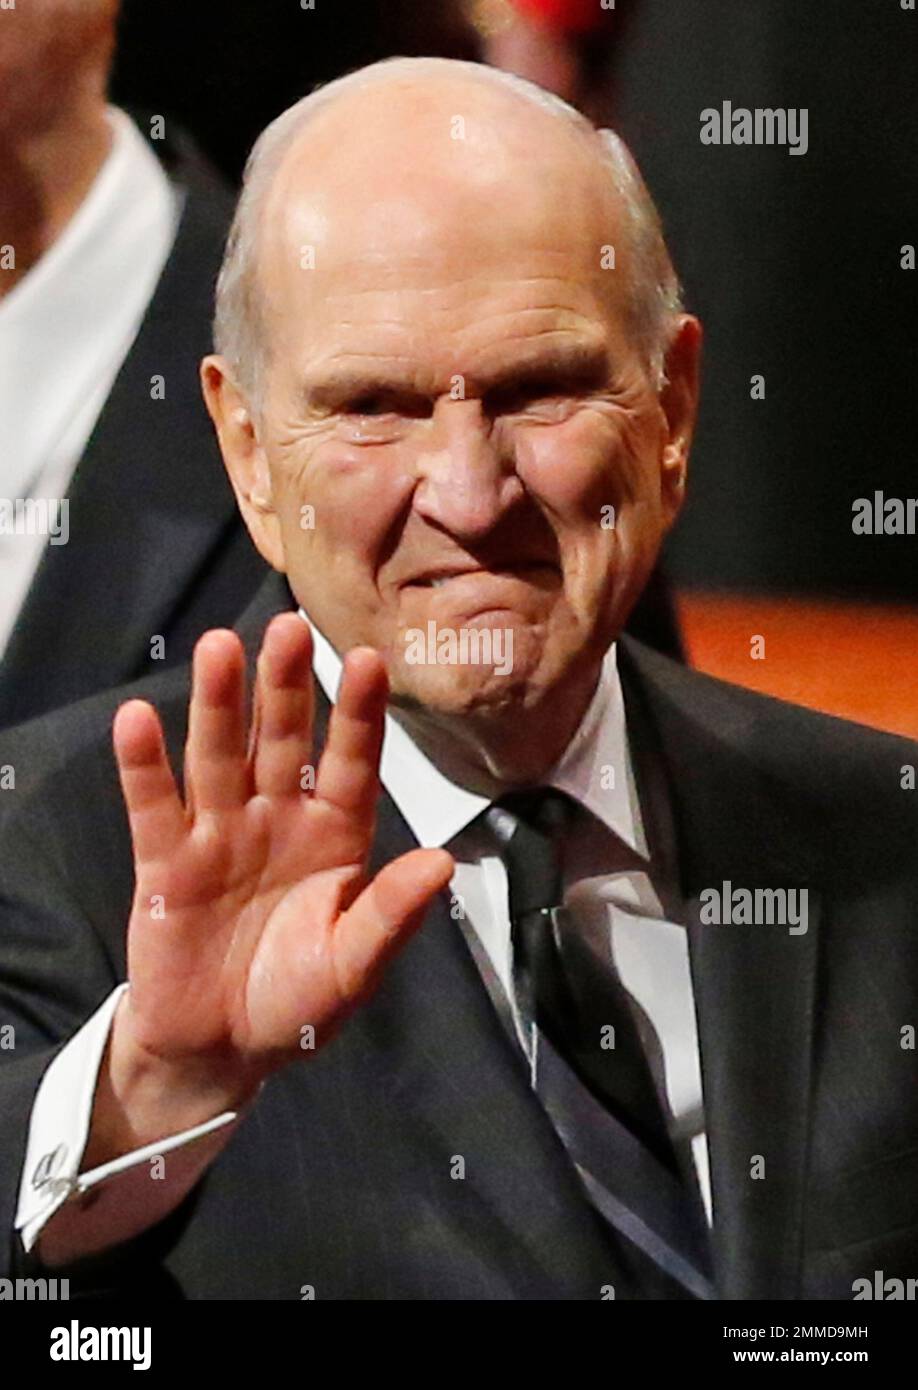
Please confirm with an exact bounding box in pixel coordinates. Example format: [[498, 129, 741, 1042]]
[[0, 58, 916, 1302]]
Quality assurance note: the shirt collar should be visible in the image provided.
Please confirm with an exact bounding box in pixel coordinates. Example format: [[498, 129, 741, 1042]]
[[302, 610, 646, 858], [0, 107, 180, 496]]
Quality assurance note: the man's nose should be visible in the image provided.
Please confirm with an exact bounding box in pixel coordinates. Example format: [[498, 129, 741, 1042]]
[[411, 398, 523, 540]]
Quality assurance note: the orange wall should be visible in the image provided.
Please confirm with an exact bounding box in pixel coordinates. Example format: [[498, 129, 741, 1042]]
[[676, 592, 918, 741]]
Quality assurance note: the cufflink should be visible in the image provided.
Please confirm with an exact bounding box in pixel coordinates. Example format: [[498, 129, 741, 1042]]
[[30, 1143, 76, 1200], [31, 1142, 68, 1191]]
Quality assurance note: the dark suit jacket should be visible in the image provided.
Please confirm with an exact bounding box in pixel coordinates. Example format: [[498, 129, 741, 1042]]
[[0, 121, 267, 730], [1, 571, 917, 1299]]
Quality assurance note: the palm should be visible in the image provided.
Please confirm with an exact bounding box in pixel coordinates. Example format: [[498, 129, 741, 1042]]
[[114, 616, 452, 1081]]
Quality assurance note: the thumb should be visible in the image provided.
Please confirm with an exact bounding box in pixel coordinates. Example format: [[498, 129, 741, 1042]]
[[332, 848, 454, 1000]]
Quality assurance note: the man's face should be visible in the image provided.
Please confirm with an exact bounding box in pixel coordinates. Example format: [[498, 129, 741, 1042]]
[[213, 83, 697, 721], [0, 0, 118, 130]]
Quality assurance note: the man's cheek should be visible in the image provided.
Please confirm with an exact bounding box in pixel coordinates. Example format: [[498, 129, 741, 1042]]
[[269, 489, 318, 564], [272, 466, 348, 550], [559, 489, 657, 609], [301, 446, 414, 528], [579, 400, 662, 485], [518, 413, 635, 520]]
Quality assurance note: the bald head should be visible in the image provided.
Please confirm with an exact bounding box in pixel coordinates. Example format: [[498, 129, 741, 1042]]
[[214, 57, 682, 409]]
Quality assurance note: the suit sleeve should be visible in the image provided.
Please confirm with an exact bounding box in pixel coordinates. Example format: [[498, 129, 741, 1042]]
[[0, 796, 117, 1256], [0, 801, 204, 1293]]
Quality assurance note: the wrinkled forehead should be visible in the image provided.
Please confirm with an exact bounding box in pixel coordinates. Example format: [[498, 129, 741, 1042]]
[[256, 80, 633, 348]]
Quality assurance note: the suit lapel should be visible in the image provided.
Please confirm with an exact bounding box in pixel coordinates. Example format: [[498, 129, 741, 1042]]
[[0, 165, 237, 726], [619, 637, 819, 1298]]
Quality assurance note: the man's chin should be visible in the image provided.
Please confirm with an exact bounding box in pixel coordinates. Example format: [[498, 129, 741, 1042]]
[[388, 660, 536, 721], [385, 612, 537, 712]]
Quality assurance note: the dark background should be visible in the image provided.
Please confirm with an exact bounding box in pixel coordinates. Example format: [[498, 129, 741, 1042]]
[[111, 0, 918, 602]]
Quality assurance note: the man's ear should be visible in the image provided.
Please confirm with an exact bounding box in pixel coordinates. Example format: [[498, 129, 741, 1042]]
[[657, 315, 702, 528], [200, 355, 286, 571]]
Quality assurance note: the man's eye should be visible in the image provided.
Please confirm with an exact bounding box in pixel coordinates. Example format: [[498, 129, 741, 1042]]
[[488, 383, 570, 416], [346, 395, 393, 416], [507, 395, 572, 421], [337, 400, 408, 444]]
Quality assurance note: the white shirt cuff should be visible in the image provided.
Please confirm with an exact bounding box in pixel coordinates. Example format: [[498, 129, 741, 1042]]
[[15, 983, 237, 1253]]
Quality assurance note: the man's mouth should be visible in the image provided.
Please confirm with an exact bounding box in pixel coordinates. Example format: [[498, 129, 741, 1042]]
[[405, 562, 558, 589]]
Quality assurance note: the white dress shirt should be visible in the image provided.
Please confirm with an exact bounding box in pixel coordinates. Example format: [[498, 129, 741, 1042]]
[[16, 619, 712, 1253], [0, 106, 180, 658]]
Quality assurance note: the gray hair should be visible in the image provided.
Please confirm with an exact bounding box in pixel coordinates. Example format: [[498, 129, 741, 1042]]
[[213, 56, 683, 408]]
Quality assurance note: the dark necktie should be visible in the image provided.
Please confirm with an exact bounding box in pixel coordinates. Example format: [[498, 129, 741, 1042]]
[[485, 788, 714, 1299]]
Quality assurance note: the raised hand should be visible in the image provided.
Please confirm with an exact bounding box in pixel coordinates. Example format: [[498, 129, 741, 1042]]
[[110, 613, 453, 1105]]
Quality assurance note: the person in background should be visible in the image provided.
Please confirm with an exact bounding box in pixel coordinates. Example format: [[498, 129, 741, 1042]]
[[0, 0, 265, 729], [475, 0, 623, 119]]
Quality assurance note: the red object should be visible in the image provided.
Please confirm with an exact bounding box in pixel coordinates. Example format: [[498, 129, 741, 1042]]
[[509, 0, 613, 35], [676, 590, 918, 741]]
